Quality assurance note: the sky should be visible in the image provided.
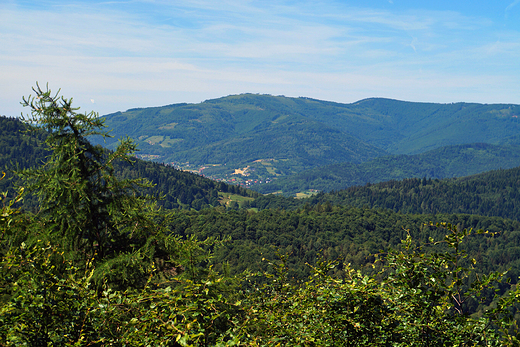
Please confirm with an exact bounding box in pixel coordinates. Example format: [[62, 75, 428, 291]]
[[1, 0, 520, 117]]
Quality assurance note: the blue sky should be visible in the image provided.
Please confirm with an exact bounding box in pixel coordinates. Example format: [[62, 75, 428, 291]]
[[1, 0, 520, 116]]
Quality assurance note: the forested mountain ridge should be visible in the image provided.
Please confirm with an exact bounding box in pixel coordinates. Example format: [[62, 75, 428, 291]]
[[255, 142, 520, 195], [347, 98, 520, 153], [252, 165, 520, 222], [317, 166, 520, 221], [94, 94, 520, 188], [94, 95, 388, 178]]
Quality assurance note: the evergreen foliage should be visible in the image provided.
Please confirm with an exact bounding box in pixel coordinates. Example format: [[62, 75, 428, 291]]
[[17, 83, 157, 260]]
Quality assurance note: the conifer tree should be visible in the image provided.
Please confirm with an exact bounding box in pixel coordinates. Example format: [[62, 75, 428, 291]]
[[18, 83, 158, 263]]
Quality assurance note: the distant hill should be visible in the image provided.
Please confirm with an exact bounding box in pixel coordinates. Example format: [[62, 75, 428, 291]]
[[94, 94, 520, 187], [94, 95, 388, 180], [343, 98, 520, 154], [253, 142, 520, 195]]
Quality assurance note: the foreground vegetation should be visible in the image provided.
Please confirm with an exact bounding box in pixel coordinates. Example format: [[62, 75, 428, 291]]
[[2, 85, 520, 346]]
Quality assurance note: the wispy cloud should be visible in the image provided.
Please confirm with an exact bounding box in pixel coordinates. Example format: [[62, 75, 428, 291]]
[[410, 37, 418, 52], [506, 0, 520, 12], [1, 0, 519, 117]]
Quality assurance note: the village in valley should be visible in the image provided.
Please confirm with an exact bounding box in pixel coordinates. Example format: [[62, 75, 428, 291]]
[[141, 156, 277, 189]]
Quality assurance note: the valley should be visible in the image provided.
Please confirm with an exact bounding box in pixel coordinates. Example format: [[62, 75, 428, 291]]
[[100, 94, 520, 196], [165, 158, 281, 189]]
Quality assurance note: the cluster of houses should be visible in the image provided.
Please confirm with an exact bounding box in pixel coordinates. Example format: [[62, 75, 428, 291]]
[[232, 178, 272, 187], [161, 160, 274, 188]]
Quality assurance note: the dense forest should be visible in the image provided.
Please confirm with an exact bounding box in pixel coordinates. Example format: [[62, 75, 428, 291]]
[[252, 167, 520, 222], [253, 143, 520, 195], [167, 205, 520, 280], [2, 86, 520, 346]]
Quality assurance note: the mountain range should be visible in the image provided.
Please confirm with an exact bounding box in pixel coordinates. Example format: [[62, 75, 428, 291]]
[[94, 94, 520, 195]]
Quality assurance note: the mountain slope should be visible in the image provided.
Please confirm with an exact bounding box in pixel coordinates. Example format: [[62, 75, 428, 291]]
[[95, 94, 388, 175], [253, 143, 520, 195], [95, 94, 520, 185], [251, 164, 520, 222]]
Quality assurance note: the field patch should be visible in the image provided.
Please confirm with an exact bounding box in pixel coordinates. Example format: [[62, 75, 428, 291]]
[[160, 137, 184, 147], [159, 122, 178, 130], [295, 190, 320, 199], [145, 136, 164, 144], [218, 192, 254, 208]]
